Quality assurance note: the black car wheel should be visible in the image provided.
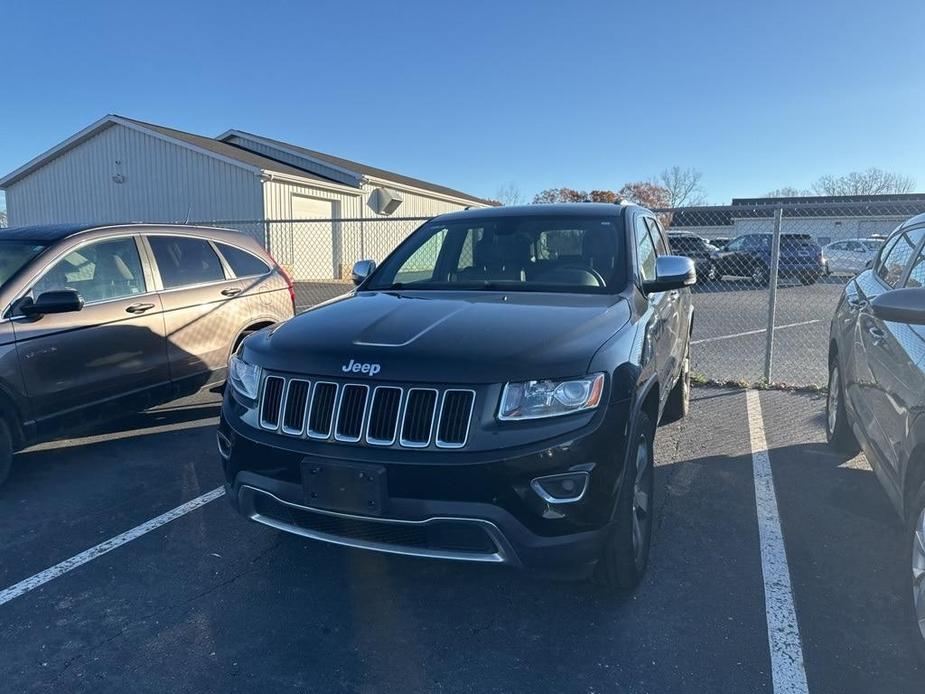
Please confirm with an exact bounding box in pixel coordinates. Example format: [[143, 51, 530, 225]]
[[594, 410, 655, 591], [751, 262, 770, 287], [662, 342, 690, 424], [907, 481, 925, 662], [0, 418, 13, 488], [826, 359, 859, 455]]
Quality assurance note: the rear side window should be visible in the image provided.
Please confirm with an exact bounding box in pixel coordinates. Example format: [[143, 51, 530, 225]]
[[217, 243, 270, 277], [903, 229, 925, 288], [149, 236, 226, 289], [876, 228, 925, 287]]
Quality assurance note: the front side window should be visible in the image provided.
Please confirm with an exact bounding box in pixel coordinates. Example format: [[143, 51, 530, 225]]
[[876, 228, 925, 287], [149, 236, 226, 289], [367, 215, 625, 293], [726, 237, 745, 251], [0, 241, 48, 290], [634, 217, 657, 282], [906, 250, 925, 288], [32, 237, 145, 303]]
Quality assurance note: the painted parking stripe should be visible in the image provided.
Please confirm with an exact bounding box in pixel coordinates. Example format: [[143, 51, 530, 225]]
[[692, 319, 821, 346], [0, 487, 225, 607], [746, 390, 809, 694]]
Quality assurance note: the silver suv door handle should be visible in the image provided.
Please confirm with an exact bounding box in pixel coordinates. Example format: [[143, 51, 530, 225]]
[[221, 287, 243, 297], [868, 326, 886, 343], [847, 297, 867, 310], [125, 302, 156, 314]]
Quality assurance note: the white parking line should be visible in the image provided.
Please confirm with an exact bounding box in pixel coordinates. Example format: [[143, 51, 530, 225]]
[[746, 390, 809, 694], [692, 319, 821, 346], [0, 487, 225, 607]]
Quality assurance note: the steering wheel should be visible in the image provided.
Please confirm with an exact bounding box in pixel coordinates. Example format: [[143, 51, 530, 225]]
[[556, 264, 606, 287]]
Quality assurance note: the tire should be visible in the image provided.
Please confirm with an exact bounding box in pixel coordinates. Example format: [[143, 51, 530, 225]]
[[826, 358, 859, 455], [662, 342, 690, 424], [905, 482, 925, 663], [594, 410, 655, 591], [0, 418, 13, 488], [751, 262, 770, 287]]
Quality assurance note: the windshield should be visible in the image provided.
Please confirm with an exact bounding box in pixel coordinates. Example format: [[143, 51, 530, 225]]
[[0, 241, 47, 289], [367, 215, 625, 293]]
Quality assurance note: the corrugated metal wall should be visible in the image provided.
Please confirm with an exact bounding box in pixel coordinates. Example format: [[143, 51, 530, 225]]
[[5, 123, 264, 236]]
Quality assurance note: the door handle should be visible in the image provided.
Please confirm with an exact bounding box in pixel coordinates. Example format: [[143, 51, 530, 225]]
[[221, 287, 243, 297], [125, 302, 156, 314], [846, 297, 867, 310], [868, 326, 886, 343]]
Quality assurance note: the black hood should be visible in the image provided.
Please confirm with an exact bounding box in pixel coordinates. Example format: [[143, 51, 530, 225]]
[[244, 290, 630, 384]]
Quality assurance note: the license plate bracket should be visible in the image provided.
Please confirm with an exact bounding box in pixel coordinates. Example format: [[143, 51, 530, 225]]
[[301, 458, 388, 516]]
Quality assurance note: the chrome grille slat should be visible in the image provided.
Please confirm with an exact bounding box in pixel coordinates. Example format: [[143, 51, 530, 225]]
[[260, 376, 285, 430], [282, 379, 310, 434], [307, 382, 338, 439], [436, 389, 475, 448], [366, 386, 403, 445], [258, 376, 474, 449], [400, 388, 439, 448], [334, 384, 369, 442]]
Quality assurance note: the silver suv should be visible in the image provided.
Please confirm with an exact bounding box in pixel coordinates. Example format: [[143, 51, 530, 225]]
[[0, 223, 295, 487]]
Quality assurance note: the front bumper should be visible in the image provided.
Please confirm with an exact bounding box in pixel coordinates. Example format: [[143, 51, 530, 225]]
[[218, 395, 631, 571]]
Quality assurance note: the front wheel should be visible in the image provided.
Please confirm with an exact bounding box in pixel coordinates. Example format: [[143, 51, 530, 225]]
[[826, 359, 859, 455], [751, 262, 770, 287], [594, 411, 655, 591], [906, 482, 925, 663]]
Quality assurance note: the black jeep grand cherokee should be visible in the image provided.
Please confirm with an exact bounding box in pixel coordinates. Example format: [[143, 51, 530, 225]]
[[219, 204, 695, 588]]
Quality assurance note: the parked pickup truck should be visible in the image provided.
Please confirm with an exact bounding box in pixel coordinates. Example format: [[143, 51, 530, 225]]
[[219, 203, 695, 589]]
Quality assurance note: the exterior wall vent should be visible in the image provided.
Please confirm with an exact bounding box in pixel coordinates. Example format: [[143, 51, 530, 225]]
[[372, 187, 404, 215]]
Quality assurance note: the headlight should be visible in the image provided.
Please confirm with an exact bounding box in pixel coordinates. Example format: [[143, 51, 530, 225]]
[[228, 353, 261, 400], [498, 373, 605, 421]]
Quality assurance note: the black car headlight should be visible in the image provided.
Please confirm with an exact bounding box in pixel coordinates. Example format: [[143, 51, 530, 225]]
[[228, 353, 261, 401], [498, 374, 605, 421]]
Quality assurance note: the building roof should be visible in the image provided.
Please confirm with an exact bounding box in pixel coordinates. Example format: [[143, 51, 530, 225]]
[[217, 129, 495, 205], [670, 193, 925, 228], [117, 117, 338, 184], [0, 115, 493, 207]]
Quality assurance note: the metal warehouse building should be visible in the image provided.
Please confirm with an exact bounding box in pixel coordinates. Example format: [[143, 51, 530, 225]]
[[0, 115, 492, 279]]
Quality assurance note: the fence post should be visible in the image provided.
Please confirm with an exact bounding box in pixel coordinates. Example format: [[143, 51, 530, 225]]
[[263, 220, 271, 254], [763, 207, 783, 383]]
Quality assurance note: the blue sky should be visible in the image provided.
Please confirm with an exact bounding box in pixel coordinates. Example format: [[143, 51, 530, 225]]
[[1, 0, 923, 211]]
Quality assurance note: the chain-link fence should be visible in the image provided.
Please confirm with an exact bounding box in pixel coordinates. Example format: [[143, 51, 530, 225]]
[[658, 197, 925, 386], [192, 198, 925, 388]]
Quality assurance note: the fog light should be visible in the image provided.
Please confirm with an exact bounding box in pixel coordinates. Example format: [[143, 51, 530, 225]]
[[530, 472, 589, 504]]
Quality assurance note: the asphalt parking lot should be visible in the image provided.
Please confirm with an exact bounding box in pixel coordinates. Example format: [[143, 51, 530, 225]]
[[1, 386, 921, 693]]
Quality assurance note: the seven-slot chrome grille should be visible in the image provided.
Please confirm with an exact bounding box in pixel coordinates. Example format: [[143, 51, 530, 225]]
[[258, 375, 476, 449]]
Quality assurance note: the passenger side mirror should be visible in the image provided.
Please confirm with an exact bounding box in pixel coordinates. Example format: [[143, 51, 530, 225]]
[[19, 289, 84, 317], [352, 259, 376, 286], [870, 288, 925, 325], [643, 256, 697, 294]]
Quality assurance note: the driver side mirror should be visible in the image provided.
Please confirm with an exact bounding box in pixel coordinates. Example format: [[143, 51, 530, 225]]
[[643, 256, 697, 294], [870, 288, 925, 325], [351, 259, 376, 286], [19, 289, 84, 318]]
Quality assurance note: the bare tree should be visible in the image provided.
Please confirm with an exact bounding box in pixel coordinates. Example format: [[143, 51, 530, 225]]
[[811, 168, 915, 196], [764, 186, 811, 198], [656, 166, 707, 208], [494, 182, 524, 206]]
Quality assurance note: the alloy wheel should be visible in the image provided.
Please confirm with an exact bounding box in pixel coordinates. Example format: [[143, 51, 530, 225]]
[[827, 365, 840, 436], [913, 505, 925, 643], [631, 436, 651, 564]]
